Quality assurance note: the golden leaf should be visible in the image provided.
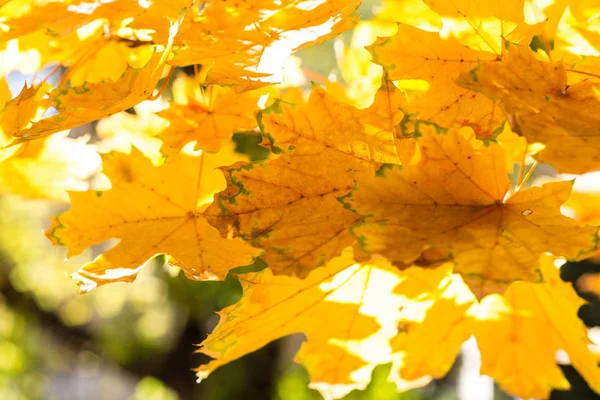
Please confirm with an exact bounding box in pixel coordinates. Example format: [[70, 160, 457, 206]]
[[0, 0, 187, 79], [357, 74, 417, 165], [5, 8, 186, 145], [46, 148, 261, 293], [0, 132, 100, 201], [205, 156, 360, 277], [159, 74, 264, 152], [458, 44, 600, 173], [390, 265, 476, 384], [334, 20, 398, 108], [343, 124, 597, 296], [206, 86, 404, 276], [259, 86, 401, 166], [169, 0, 359, 82], [8, 52, 168, 144], [424, 0, 526, 21], [94, 104, 167, 166], [475, 255, 600, 398], [368, 24, 505, 137], [197, 248, 411, 399], [0, 81, 49, 135]]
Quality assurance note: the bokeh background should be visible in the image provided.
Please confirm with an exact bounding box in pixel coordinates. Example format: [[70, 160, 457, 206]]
[[2, 1, 600, 399]]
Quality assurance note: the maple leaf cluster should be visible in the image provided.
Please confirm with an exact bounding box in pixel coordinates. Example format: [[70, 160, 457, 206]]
[[4, 0, 600, 398]]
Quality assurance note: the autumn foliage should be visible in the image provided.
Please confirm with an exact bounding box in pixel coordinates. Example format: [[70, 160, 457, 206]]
[[4, 0, 600, 398]]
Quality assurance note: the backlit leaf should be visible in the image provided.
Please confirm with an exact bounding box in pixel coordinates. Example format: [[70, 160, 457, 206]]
[[343, 124, 597, 296], [46, 148, 261, 293], [198, 248, 434, 399], [475, 255, 600, 398], [458, 44, 600, 173]]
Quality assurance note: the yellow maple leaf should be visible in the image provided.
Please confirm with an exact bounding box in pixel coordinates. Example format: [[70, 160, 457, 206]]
[[458, 44, 600, 174], [0, 132, 100, 201], [259, 85, 401, 166], [564, 182, 600, 227], [169, 0, 359, 83], [424, 0, 542, 55], [495, 123, 528, 173], [5, 8, 186, 145], [386, 253, 600, 399], [205, 156, 360, 277], [0, 28, 79, 76], [7, 51, 168, 144], [203, 65, 274, 93], [334, 20, 398, 108], [0, 81, 50, 136], [159, 74, 264, 152], [368, 0, 543, 139], [0, 0, 98, 41], [390, 265, 476, 384], [342, 124, 597, 297], [0, 0, 186, 80], [197, 247, 481, 397], [368, 24, 505, 138], [94, 102, 168, 166], [197, 248, 428, 399], [46, 148, 261, 293], [206, 86, 405, 277], [67, 41, 155, 87], [376, 0, 442, 30], [0, 80, 52, 165], [390, 253, 600, 399], [475, 254, 600, 398], [0, 78, 9, 107], [549, 1, 600, 57], [356, 74, 418, 165], [424, 0, 526, 21]]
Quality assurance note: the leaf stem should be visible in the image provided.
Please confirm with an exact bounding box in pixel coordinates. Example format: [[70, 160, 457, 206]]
[[565, 68, 600, 79], [516, 149, 527, 188], [59, 47, 97, 87], [149, 66, 174, 100], [40, 63, 62, 84], [515, 160, 539, 193], [197, 64, 210, 85], [301, 68, 332, 85], [196, 150, 205, 195], [209, 85, 218, 113], [542, 34, 553, 62]]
